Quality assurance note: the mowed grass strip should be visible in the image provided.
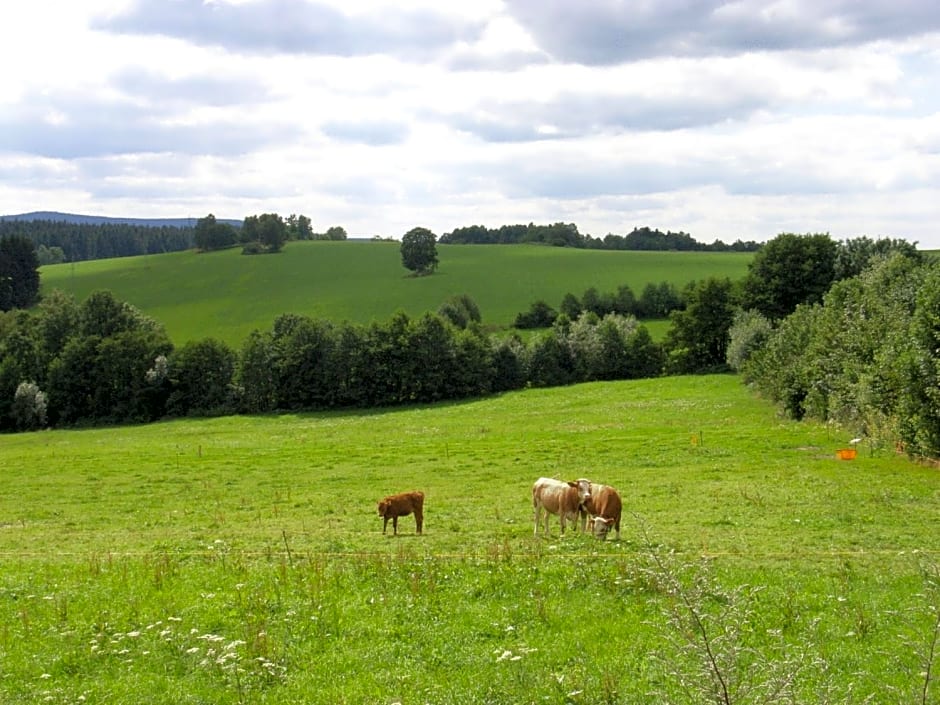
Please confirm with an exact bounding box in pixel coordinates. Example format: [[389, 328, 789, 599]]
[[1, 376, 938, 703], [40, 242, 752, 346]]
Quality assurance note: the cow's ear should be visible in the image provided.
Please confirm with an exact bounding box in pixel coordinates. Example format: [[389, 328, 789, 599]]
[[567, 481, 577, 488]]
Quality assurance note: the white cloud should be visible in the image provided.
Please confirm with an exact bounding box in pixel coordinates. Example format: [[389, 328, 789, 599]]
[[0, 0, 939, 246]]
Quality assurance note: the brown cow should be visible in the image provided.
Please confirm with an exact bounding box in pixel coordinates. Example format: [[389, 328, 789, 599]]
[[532, 477, 592, 536], [579, 483, 622, 540], [378, 491, 424, 535]]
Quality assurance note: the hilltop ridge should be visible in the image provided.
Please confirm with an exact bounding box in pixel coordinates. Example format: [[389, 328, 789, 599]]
[[0, 211, 241, 228]]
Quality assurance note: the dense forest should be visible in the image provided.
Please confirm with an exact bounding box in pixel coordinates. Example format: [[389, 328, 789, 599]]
[[0, 219, 195, 263], [1, 216, 759, 266], [441, 223, 761, 251]]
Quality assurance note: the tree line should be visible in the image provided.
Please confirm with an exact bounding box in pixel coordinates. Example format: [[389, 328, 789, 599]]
[[440, 223, 761, 251], [2, 218, 757, 268], [0, 290, 662, 430], [194, 213, 348, 254], [0, 219, 195, 263], [0, 213, 349, 265], [514, 281, 684, 328]]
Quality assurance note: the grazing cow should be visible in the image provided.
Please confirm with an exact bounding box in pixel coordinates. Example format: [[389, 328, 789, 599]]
[[532, 477, 592, 536], [580, 483, 622, 540], [378, 491, 424, 535]]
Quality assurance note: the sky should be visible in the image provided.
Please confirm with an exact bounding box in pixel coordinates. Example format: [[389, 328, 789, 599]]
[[1, 1, 939, 246]]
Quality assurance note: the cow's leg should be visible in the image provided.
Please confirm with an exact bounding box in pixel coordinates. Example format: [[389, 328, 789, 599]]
[[383, 516, 389, 534], [533, 505, 542, 535], [415, 508, 423, 534], [392, 516, 399, 535]]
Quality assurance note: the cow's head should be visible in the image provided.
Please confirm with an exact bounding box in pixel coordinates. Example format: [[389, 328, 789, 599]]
[[589, 516, 615, 540], [377, 499, 390, 517], [569, 478, 592, 504]]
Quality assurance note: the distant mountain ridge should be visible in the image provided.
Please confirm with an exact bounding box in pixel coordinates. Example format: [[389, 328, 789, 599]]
[[0, 211, 242, 228]]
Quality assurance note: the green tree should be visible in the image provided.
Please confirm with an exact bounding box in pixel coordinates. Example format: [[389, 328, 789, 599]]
[[194, 214, 237, 251], [324, 226, 347, 241], [834, 236, 922, 281], [236, 330, 277, 413], [743, 233, 838, 320], [638, 281, 681, 318], [525, 328, 574, 387], [242, 213, 288, 253], [400, 227, 438, 275], [35, 290, 80, 366], [0, 235, 40, 311], [45, 291, 172, 424], [514, 300, 557, 329], [664, 278, 738, 374], [0, 312, 44, 428], [560, 292, 581, 319], [438, 294, 481, 329], [36, 244, 66, 265], [167, 339, 236, 416], [286, 214, 314, 240], [271, 314, 341, 409], [613, 284, 638, 316]]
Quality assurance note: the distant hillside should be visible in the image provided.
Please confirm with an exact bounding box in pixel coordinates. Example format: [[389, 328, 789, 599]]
[[40, 241, 754, 347], [0, 211, 241, 228]]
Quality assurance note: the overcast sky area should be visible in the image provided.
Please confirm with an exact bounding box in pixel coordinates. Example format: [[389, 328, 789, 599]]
[[2, 1, 939, 246]]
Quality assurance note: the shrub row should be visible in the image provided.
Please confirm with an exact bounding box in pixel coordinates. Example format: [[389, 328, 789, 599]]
[[731, 252, 940, 458], [0, 290, 663, 430]]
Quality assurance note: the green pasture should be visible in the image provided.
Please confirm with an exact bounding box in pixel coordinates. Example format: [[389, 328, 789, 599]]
[[1, 375, 939, 703], [39, 243, 751, 347]]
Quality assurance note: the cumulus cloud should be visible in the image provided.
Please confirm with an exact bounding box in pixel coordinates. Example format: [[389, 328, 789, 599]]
[[321, 119, 410, 145], [0, 91, 296, 159], [112, 68, 272, 107], [95, 0, 486, 59], [447, 88, 769, 142], [504, 0, 940, 65]]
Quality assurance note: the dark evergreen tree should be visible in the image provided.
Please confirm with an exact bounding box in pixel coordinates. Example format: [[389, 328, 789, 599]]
[[0, 235, 40, 311]]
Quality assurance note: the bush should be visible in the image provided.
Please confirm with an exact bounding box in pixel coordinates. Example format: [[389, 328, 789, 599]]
[[514, 300, 558, 329], [726, 309, 773, 374], [11, 381, 47, 430]]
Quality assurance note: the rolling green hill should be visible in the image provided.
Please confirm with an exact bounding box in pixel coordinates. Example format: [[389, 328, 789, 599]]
[[40, 241, 752, 347]]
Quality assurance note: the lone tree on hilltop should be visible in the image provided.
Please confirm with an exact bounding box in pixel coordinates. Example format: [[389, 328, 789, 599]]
[[401, 227, 438, 276]]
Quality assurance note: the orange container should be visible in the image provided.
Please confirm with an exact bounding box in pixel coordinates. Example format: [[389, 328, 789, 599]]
[[836, 448, 857, 460]]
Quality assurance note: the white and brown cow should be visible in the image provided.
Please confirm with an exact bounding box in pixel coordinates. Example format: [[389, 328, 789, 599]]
[[378, 490, 424, 535], [580, 483, 622, 540], [532, 477, 592, 536]]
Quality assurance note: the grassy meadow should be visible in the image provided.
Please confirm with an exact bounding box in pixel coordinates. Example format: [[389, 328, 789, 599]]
[[39, 243, 752, 347], [2, 375, 939, 703]]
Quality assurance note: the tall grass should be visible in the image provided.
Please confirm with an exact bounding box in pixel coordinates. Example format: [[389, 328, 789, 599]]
[[40, 243, 752, 346], [1, 375, 938, 702]]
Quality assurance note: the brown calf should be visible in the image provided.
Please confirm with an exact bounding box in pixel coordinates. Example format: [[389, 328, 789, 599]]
[[378, 491, 424, 535], [580, 483, 622, 540], [532, 477, 592, 536]]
